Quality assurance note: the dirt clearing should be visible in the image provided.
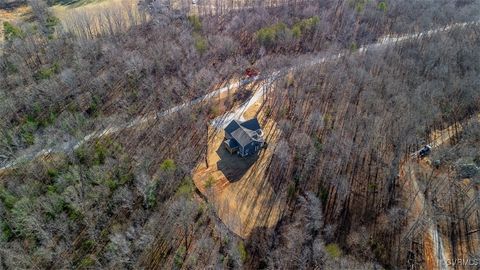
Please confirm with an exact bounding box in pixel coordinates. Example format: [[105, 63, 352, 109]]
[[0, 6, 30, 43], [193, 96, 286, 238]]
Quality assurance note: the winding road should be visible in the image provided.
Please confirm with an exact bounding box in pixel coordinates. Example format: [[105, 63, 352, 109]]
[[1, 19, 479, 174]]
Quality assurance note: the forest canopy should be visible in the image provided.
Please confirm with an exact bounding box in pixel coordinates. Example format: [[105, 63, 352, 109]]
[[1, 0, 480, 269]]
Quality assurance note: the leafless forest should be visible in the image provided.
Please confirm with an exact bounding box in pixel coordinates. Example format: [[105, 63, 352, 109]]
[[1, 0, 480, 269]]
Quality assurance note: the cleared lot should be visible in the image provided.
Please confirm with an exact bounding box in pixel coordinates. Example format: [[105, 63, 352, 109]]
[[193, 96, 286, 238]]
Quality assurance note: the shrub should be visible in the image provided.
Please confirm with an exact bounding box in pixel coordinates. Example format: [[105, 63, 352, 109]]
[[237, 241, 248, 262], [319, 186, 329, 205], [65, 204, 82, 221], [94, 141, 108, 165], [81, 239, 96, 252], [256, 23, 286, 47], [204, 176, 216, 189], [118, 170, 134, 186], [176, 177, 195, 197], [188, 15, 202, 32], [160, 159, 176, 172], [47, 168, 59, 179], [10, 197, 35, 238], [313, 136, 323, 151], [208, 104, 220, 117], [474, 155, 480, 166], [194, 34, 208, 54], [292, 16, 320, 37], [350, 42, 358, 51], [46, 16, 60, 27], [377, 1, 387, 12], [0, 186, 17, 209], [105, 178, 118, 191], [292, 25, 302, 38], [174, 245, 186, 268], [37, 110, 58, 128], [3, 22, 24, 40], [1, 221, 13, 242], [45, 188, 66, 219], [325, 243, 342, 258], [257, 17, 319, 46], [302, 16, 320, 29], [75, 146, 88, 165], [45, 16, 60, 39], [256, 27, 276, 47], [264, 106, 272, 117], [5, 61, 18, 74], [20, 119, 38, 145], [34, 63, 59, 81], [79, 255, 95, 268], [349, 0, 370, 12], [287, 183, 296, 201], [145, 181, 158, 209], [74, 138, 113, 166], [86, 95, 101, 116]]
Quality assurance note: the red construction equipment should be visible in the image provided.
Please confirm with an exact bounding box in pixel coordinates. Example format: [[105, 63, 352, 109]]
[[244, 68, 259, 78]]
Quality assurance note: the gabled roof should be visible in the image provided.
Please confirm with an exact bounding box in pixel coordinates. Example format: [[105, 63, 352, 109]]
[[224, 120, 242, 136], [224, 118, 264, 148], [240, 118, 261, 131], [231, 127, 253, 147], [224, 139, 239, 149]]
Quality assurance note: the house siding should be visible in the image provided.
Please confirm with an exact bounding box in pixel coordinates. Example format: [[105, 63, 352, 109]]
[[224, 118, 264, 157], [242, 141, 261, 157]]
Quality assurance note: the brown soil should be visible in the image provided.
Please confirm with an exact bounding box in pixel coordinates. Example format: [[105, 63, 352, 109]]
[[429, 113, 480, 148], [0, 6, 30, 43], [423, 229, 439, 270], [399, 114, 480, 269], [52, 0, 142, 36], [193, 97, 286, 238], [401, 161, 451, 270]]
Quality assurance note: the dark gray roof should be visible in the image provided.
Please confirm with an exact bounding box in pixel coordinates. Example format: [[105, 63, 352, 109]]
[[225, 139, 239, 148], [224, 120, 241, 136], [225, 118, 264, 148], [240, 118, 261, 131], [231, 128, 253, 147]]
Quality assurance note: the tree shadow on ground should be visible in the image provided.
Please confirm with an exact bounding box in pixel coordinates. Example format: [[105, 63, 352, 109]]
[[0, 2, 24, 9], [244, 224, 280, 269], [215, 142, 259, 183], [53, 0, 106, 8]]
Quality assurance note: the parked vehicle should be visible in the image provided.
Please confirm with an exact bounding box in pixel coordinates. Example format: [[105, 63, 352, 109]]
[[418, 145, 431, 158]]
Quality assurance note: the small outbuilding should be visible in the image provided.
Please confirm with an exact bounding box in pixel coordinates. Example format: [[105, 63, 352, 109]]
[[224, 118, 265, 157]]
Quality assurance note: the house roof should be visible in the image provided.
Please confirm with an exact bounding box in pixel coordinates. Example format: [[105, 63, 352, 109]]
[[231, 128, 254, 147], [240, 118, 261, 131], [224, 118, 264, 148], [224, 120, 242, 136], [224, 139, 239, 149]]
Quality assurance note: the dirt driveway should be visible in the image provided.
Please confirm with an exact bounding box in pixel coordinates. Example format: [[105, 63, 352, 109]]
[[193, 98, 286, 238]]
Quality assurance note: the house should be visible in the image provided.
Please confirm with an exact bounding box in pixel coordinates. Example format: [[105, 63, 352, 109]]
[[224, 118, 265, 157]]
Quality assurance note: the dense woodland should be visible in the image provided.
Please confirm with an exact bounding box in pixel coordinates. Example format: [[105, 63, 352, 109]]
[[255, 24, 480, 269], [1, 0, 480, 269]]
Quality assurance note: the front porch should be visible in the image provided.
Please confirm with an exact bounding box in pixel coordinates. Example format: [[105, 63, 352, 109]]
[[224, 139, 239, 154]]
